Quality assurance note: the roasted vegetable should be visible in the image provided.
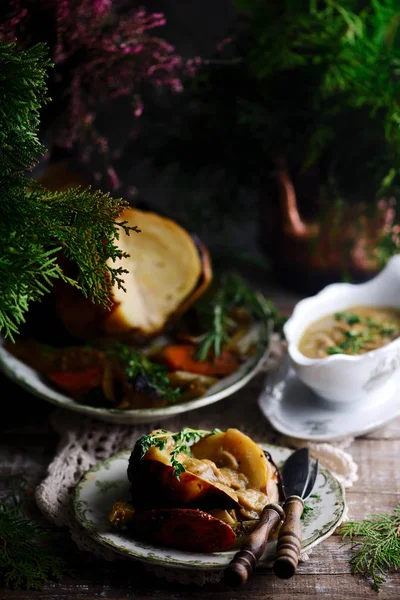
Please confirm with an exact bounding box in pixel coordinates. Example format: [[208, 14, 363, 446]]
[[47, 367, 102, 397], [191, 428, 272, 493], [55, 208, 212, 341], [166, 370, 217, 401], [160, 345, 239, 376], [128, 429, 279, 517], [128, 444, 239, 510], [107, 500, 260, 551], [108, 500, 136, 528], [127, 508, 236, 553], [109, 428, 281, 553]]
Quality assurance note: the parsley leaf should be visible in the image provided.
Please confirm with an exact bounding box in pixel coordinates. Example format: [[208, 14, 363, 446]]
[[136, 428, 223, 479]]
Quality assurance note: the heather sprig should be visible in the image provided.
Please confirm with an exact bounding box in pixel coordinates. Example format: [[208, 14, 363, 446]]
[[0, 1, 196, 190]]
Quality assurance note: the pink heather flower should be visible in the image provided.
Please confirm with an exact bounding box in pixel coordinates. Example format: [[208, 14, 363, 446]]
[[126, 186, 138, 199], [10, 8, 27, 27], [106, 167, 120, 191], [83, 112, 95, 126], [384, 207, 396, 227], [0, 0, 198, 191], [134, 102, 143, 118], [92, 0, 111, 19], [377, 198, 387, 210], [216, 37, 232, 53], [80, 151, 90, 164]]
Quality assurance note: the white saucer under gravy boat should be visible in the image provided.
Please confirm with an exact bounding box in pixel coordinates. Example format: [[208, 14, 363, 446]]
[[258, 353, 400, 442], [284, 255, 400, 405]]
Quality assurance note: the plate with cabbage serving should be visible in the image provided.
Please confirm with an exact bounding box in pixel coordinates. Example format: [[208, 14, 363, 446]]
[[73, 428, 346, 581], [0, 209, 277, 424]]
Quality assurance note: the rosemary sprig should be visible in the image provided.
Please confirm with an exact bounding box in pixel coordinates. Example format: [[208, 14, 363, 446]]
[[196, 273, 280, 360], [195, 285, 232, 361], [136, 428, 222, 478], [108, 344, 181, 404], [340, 504, 400, 591]]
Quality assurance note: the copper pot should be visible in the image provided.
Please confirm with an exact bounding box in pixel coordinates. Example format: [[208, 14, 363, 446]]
[[259, 156, 396, 294]]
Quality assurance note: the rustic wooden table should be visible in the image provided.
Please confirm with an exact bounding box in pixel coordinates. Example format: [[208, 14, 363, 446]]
[[1, 287, 400, 600]]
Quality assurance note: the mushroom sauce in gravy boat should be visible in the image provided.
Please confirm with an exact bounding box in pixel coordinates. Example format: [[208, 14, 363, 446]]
[[284, 256, 400, 404]]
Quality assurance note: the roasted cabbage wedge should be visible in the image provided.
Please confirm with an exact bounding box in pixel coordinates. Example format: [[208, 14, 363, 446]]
[[109, 428, 280, 552], [56, 208, 212, 341], [128, 428, 279, 517]]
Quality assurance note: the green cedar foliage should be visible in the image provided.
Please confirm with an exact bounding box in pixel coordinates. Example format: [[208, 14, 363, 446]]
[[0, 40, 137, 340], [0, 477, 68, 590], [234, 0, 400, 202], [340, 504, 400, 591], [0, 498, 66, 589]]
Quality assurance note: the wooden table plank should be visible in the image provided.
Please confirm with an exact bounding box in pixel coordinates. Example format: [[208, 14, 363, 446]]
[[364, 415, 400, 440], [2, 318, 400, 597], [349, 439, 400, 492]]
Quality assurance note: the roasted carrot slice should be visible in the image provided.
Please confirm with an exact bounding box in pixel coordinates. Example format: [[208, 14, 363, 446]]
[[47, 367, 102, 397], [130, 508, 236, 552], [161, 345, 238, 376]]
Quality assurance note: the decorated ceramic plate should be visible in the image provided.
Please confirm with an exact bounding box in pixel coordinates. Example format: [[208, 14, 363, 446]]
[[0, 323, 270, 424], [73, 444, 346, 577]]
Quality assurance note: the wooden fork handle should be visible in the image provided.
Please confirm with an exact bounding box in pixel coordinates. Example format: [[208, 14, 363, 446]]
[[273, 495, 304, 579], [224, 503, 284, 588]]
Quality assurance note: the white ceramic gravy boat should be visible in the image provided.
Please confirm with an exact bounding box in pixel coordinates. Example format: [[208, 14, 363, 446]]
[[284, 255, 400, 404]]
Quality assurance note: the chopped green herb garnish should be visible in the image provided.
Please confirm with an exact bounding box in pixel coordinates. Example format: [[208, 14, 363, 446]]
[[365, 317, 379, 328], [327, 346, 345, 355], [310, 493, 321, 499], [108, 344, 181, 404], [335, 312, 361, 325], [345, 330, 358, 338], [301, 504, 314, 519], [136, 428, 223, 478], [329, 312, 398, 356], [380, 327, 395, 335]]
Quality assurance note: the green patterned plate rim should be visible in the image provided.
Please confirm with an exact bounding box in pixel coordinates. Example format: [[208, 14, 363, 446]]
[[73, 443, 346, 571]]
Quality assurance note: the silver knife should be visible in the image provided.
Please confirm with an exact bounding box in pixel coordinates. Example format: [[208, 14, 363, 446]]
[[273, 447, 319, 579]]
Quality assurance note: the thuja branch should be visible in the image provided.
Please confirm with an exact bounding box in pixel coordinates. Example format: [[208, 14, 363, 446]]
[[0, 40, 138, 340], [0, 477, 68, 590], [0, 41, 50, 175], [340, 504, 400, 591]]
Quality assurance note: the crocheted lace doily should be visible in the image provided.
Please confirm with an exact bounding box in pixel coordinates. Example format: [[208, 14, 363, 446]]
[[36, 339, 356, 586]]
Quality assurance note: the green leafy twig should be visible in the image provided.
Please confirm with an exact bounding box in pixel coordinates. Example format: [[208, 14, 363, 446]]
[[0, 479, 68, 590], [0, 40, 139, 341], [195, 273, 281, 360], [136, 428, 222, 478], [108, 344, 181, 404], [340, 504, 400, 591]]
